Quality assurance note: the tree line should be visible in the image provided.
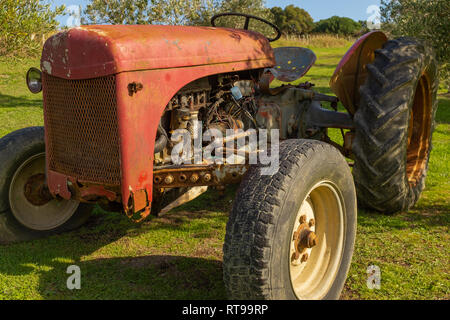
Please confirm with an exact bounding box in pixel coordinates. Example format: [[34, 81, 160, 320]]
[[0, 0, 448, 85], [81, 1, 368, 37]]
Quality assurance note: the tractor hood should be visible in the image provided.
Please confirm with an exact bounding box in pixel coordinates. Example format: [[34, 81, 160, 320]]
[[41, 25, 275, 79]]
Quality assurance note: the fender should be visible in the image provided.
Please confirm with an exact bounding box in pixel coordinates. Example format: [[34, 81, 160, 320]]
[[330, 31, 388, 115]]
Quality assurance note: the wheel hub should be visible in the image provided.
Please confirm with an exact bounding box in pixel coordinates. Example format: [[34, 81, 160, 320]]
[[9, 153, 80, 231], [23, 173, 53, 206], [289, 181, 345, 300], [291, 215, 317, 263]]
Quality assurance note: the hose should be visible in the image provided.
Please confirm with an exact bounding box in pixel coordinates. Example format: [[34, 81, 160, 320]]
[[154, 123, 168, 154]]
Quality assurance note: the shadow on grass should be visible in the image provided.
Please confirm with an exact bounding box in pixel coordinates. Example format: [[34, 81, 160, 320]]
[[0, 211, 227, 299], [357, 205, 450, 231], [38, 254, 226, 299], [0, 187, 234, 299], [0, 93, 42, 108], [436, 96, 450, 124]]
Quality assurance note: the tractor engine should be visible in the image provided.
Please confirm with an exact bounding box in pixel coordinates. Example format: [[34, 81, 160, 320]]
[[154, 71, 261, 167]]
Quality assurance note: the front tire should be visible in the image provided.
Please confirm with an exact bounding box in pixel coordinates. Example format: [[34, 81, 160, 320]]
[[223, 140, 357, 300], [0, 127, 93, 244]]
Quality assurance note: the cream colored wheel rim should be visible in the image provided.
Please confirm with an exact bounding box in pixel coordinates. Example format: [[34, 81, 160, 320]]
[[9, 153, 79, 231], [289, 181, 345, 300]]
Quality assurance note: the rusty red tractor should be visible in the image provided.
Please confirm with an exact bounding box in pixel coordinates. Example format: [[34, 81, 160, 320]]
[[0, 13, 438, 299]]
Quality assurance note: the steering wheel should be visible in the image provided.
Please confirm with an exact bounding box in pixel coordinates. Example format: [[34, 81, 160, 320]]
[[211, 12, 281, 42]]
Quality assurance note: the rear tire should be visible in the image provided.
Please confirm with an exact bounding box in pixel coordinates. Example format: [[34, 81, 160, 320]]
[[0, 127, 93, 244], [353, 38, 438, 213], [223, 140, 357, 300]]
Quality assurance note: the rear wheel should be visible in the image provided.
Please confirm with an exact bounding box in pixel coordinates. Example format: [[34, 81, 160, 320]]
[[0, 127, 93, 243], [223, 140, 357, 300], [353, 38, 438, 213]]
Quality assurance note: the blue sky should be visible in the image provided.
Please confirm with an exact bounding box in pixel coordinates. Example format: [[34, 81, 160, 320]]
[[54, 0, 382, 27], [267, 1, 382, 21]]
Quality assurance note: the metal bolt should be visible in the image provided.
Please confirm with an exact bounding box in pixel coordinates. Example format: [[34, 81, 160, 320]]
[[299, 215, 306, 224], [291, 252, 300, 262], [154, 176, 162, 184], [307, 232, 317, 248], [309, 218, 315, 227], [179, 174, 187, 182], [301, 253, 309, 263], [203, 173, 212, 182], [190, 174, 199, 183], [164, 175, 174, 184]]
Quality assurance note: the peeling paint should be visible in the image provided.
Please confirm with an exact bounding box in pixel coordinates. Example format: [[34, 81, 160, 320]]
[[84, 27, 111, 38], [42, 61, 52, 74]]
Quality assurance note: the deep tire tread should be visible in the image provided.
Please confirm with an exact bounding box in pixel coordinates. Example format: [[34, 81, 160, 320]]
[[224, 140, 356, 300], [353, 37, 438, 213]]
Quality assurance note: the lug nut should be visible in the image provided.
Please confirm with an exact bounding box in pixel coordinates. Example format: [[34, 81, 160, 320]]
[[301, 253, 309, 263], [164, 175, 174, 184], [299, 215, 306, 224], [309, 218, 315, 227]]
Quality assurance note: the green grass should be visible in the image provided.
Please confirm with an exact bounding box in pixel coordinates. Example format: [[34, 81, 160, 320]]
[[0, 42, 449, 300], [0, 57, 43, 137]]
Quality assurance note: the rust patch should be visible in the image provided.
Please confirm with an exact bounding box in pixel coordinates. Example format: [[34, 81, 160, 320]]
[[23, 173, 53, 206], [406, 73, 433, 186], [133, 189, 148, 212]]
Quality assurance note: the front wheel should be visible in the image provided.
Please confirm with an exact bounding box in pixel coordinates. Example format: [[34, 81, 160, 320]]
[[223, 140, 357, 300], [0, 127, 93, 243]]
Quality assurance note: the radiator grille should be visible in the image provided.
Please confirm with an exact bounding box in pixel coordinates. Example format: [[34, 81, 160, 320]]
[[43, 74, 121, 185]]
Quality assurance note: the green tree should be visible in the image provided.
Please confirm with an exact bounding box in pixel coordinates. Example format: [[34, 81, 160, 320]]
[[82, 0, 151, 24], [313, 16, 362, 36], [270, 5, 314, 35], [211, 0, 275, 36], [380, 0, 450, 89], [82, 0, 275, 37], [82, 0, 209, 25], [357, 20, 370, 36], [0, 0, 64, 57]]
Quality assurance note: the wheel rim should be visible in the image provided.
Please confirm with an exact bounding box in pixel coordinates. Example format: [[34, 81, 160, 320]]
[[407, 72, 433, 186], [289, 181, 345, 300], [8, 153, 79, 231]]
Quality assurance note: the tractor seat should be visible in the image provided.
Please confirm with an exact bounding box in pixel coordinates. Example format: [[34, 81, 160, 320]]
[[269, 47, 316, 83]]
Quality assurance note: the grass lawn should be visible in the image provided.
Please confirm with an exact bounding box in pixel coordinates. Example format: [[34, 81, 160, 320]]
[[0, 41, 448, 300]]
